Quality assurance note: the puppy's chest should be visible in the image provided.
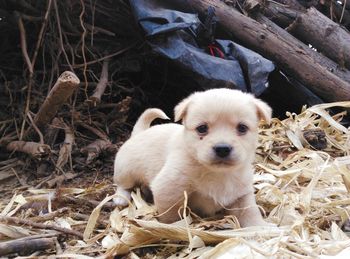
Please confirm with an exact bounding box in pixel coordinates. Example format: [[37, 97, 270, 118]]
[[189, 175, 246, 214]]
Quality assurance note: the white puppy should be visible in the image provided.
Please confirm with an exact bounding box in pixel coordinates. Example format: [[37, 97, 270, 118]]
[[113, 88, 271, 227]]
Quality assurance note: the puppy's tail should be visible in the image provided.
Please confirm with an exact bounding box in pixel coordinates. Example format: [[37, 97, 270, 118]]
[[131, 108, 170, 137]]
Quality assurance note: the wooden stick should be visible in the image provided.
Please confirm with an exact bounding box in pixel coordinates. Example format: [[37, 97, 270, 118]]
[[0, 237, 56, 256]]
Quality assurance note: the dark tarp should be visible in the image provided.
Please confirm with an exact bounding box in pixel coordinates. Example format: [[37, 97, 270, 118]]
[[129, 0, 275, 96]]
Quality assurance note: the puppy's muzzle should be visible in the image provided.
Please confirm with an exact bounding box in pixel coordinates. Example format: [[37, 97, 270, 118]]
[[213, 143, 233, 158]]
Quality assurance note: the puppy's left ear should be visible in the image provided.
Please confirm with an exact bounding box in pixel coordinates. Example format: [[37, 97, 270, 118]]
[[253, 98, 272, 124], [174, 96, 192, 122]]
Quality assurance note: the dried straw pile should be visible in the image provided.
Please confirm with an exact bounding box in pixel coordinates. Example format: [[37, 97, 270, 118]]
[[1, 102, 350, 258]]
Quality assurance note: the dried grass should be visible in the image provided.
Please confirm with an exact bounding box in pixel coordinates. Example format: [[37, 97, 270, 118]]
[[1, 102, 350, 258]]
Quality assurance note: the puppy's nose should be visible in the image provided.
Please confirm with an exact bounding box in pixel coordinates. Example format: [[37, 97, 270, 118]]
[[213, 144, 232, 158]]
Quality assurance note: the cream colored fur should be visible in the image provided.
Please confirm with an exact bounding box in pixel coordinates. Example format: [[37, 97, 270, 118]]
[[113, 88, 272, 227]]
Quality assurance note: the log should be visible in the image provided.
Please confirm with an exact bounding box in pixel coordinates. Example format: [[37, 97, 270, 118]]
[[33, 71, 80, 130], [287, 7, 350, 70], [252, 9, 350, 84], [169, 0, 350, 102], [252, 0, 299, 27]]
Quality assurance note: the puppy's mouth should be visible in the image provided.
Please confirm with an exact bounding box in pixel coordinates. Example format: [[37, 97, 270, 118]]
[[211, 159, 235, 167]]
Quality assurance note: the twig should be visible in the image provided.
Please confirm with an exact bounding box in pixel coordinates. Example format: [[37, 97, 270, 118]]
[[63, 196, 115, 210], [17, 14, 33, 75], [30, 208, 70, 222], [0, 216, 84, 239], [31, 0, 53, 68], [79, 0, 89, 97], [75, 121, 108, 140], [16, 12, 34, 141], [72, 45, 136, 68], [53, 0, 73, 71], [27, 113, 44, 144]]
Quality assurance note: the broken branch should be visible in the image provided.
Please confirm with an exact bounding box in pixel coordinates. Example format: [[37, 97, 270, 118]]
[[6, 141, 51, 160], [33, 71, 80, 131], [87, 58, 110, 106]]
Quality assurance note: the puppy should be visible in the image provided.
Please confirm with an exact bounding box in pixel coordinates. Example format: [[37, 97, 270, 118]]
[[113, 88, 271, 227]]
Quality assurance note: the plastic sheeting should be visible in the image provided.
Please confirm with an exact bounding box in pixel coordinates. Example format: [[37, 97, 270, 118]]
[[129, 0, 275, 96]]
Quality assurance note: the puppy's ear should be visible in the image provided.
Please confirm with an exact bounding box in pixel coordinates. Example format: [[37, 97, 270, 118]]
[[253, 98, 272, 124], [174, 96, 192, 122]]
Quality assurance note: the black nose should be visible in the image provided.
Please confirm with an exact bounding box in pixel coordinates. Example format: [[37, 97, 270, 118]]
[[213, 144, 233, 158]]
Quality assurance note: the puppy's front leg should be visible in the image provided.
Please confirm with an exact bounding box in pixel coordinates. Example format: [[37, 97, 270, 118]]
[[151, 164, 189, 224], [227, 192, 266, 227]]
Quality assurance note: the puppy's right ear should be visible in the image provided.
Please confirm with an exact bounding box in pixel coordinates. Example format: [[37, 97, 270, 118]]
[[174, 96, 192, 122]]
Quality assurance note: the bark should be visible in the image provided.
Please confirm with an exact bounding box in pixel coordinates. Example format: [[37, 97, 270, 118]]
[[33, 71, 80, 131], [0, 237, 56, 256], [169, 0, 350, 102], [287, 7, 350, 69]]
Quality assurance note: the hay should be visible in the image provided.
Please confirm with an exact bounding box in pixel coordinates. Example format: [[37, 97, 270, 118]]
[[1, 102, 350, 257]]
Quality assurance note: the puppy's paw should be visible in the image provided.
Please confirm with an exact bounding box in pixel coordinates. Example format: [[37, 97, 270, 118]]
[[113, 188, 131, 207]]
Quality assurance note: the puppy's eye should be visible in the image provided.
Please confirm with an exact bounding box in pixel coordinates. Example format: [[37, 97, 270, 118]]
[[196, 124, 209, 135], [237, 123, 249, 135]]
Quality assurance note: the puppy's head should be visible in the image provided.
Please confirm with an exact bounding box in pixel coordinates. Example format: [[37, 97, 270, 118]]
[[175, 88, 271, 172]]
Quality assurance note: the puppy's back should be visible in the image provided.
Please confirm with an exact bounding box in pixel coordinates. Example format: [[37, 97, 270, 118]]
[[114, 123, 182, 186]]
